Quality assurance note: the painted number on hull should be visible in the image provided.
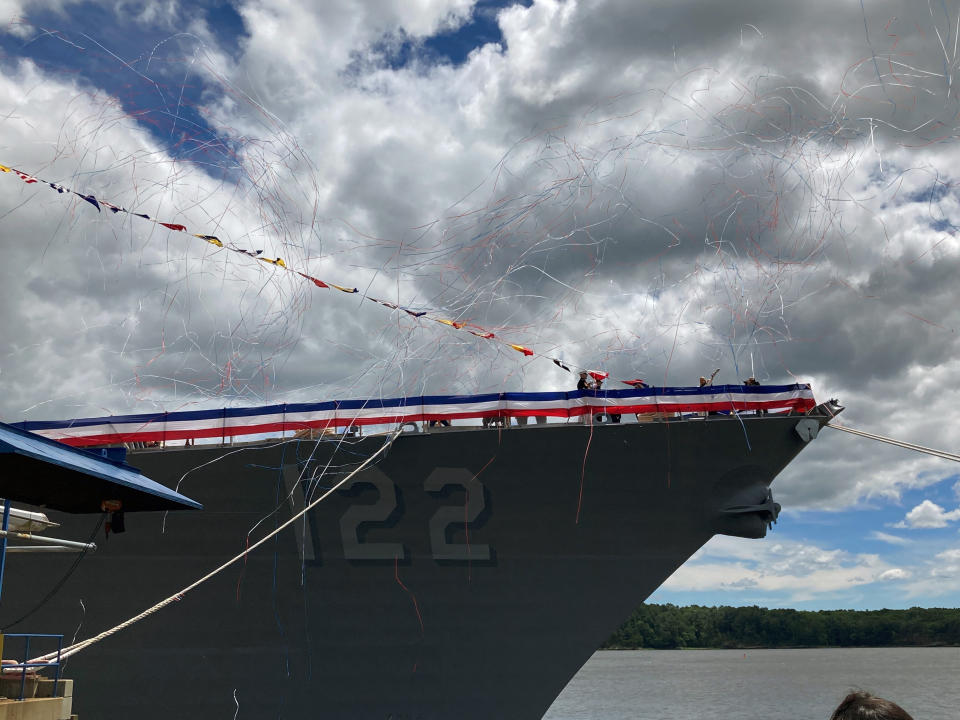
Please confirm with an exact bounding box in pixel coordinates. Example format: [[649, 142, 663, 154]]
[[283, 464, 492, 564], [339, 468, 406, 561], [425, 468, 491, 561]]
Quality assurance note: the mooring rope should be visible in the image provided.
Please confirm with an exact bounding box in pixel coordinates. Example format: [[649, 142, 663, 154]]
[[25, 420, 955, 665], [827, 423, 960, 463], [26, 426, 405, 665]]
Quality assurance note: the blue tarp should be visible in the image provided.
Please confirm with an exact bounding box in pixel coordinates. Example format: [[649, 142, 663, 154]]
[[0, 421, 201, 513]]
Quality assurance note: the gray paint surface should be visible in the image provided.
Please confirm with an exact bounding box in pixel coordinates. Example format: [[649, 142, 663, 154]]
[[1, 415, 821, 718]]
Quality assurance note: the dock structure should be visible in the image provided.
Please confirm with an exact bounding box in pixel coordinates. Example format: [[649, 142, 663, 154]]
[[0, 421, 201, 719], [0, 678, 74, 720]]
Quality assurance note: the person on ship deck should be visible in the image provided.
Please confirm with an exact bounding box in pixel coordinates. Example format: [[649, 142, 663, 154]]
[[743, 376, 765, 415], [576, 371, 594, 424], [700, 370, 721, 416]]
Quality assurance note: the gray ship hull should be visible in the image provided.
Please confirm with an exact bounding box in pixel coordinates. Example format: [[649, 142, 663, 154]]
[[2, 415, 821, 718]]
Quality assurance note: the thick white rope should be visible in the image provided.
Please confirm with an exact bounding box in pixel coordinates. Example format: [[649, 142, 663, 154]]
[[29, 426, 404, 665], [827, 423, 960, 463], [35, 421, 952, 665]]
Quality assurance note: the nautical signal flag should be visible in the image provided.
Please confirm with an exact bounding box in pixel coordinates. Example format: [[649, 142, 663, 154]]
[[2, 160, 617, 374], [297, 272, 328, 288], [195, 235, 224, 247]]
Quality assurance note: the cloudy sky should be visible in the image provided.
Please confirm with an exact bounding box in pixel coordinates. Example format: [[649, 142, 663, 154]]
[[1, 0, 959, 610]]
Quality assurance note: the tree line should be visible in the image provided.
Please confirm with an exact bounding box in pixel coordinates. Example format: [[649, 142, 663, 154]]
[[603, 604, 960, 649]]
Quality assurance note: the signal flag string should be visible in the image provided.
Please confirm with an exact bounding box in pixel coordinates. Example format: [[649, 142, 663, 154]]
[[0, 163, 635, 384]]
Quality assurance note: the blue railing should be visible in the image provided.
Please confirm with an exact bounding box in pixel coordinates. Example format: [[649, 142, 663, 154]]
[[1, 633, 63, 700]]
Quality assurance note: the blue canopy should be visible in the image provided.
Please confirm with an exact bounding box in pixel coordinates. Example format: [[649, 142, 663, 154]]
[[0, 422, 201, 513]]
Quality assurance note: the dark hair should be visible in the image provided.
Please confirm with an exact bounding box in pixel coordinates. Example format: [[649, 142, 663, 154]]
[[829, 692, 913, 720]]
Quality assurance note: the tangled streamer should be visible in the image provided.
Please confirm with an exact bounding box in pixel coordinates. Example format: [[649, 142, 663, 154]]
[[1, 10, 958, 419]]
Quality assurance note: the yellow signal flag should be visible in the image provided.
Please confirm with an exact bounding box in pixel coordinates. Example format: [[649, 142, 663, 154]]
[[194, 234, 223, 247], [258, 257, 286, 267], [329, 283, 358, 294], [509, 344, 534, 356], [0, 164, 11, 173]]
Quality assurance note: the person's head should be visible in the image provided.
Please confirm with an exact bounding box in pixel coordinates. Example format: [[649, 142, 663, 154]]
[[579, 371, 588, 379], [699, 376, 707, 386], [829, 691, 913, 720]]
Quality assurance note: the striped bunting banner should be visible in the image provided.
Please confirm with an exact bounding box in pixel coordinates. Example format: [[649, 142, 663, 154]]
[[15, 384, 816, 447]]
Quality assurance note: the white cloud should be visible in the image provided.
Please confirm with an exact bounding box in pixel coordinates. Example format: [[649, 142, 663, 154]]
[[663, 536, 907, 603], [897, 546, 960, 598], [0, 58, 339, 419], [868, 531, 912, 546], [877, 568, 910, 581], [0, 0, 34, 38], [894, 500, 960, 529], [775, 358, 960, 511], [668, 536, 960, 605], [0, 0, 21, 22]]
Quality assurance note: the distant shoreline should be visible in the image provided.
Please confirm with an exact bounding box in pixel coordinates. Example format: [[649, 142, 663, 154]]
[[602, 604, 960, 650]]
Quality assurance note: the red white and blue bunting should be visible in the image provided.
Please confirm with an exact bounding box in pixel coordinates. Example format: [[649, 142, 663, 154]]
[[16, 384, 816, 447]]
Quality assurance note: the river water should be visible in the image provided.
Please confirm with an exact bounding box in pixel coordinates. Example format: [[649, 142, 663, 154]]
[[543, 648, 960, 719]]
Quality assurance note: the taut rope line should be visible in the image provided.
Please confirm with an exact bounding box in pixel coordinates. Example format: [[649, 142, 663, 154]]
[[27, 427, 405, 666], [827, 423, 960, 463]]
